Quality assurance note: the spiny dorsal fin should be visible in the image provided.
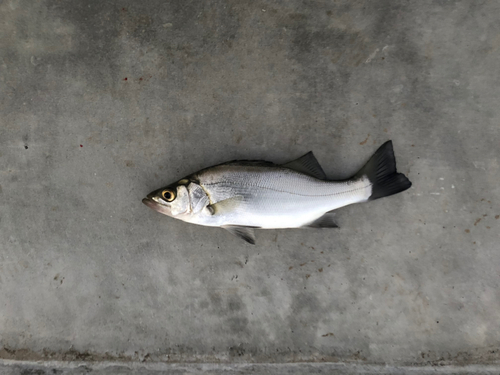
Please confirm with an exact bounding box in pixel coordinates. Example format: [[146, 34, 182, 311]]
[[282, 151, 327, 180], [304, 214, 339, 229], [222, 225, 257, 244]]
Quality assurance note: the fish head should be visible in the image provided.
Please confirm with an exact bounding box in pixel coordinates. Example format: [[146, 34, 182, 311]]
[[142, 178, 212, 222], [142, 181, 192, 219]]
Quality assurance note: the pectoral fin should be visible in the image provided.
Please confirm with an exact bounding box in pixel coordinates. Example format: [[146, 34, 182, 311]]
[[304, 214, 339, 229], [209, 196, 245, 215], [222, 225, 257, 245]]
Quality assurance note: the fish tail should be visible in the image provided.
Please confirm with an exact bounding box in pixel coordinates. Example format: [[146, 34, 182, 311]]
[[354, 141, 412, 200]]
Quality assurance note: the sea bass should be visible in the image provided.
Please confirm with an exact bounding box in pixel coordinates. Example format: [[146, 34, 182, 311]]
[[142, 141, 411, 244]]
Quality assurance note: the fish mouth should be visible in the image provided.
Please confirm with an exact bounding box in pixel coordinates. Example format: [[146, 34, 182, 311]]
[[142, 197, 156, 208], [142, 195, 164, 211], [142, 196, 172, 216]]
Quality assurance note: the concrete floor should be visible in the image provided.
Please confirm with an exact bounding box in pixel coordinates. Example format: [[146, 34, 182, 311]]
[[1, 0, 500, 373], [3, 361, 500, 375]]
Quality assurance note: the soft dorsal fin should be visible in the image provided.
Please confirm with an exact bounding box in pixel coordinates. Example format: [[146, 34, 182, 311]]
[[282, 151, 327, 180]]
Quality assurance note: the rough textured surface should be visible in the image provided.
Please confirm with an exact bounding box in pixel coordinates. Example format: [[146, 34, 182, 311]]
[[2, 361, 500, 375], [1, 0, 499, 369]]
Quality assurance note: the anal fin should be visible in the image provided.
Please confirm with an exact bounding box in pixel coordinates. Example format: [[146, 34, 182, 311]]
[[304, 214, 339, 229]]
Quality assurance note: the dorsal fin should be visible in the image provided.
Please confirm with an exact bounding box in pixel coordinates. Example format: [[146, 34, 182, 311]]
[[282, 151, 327, 180]]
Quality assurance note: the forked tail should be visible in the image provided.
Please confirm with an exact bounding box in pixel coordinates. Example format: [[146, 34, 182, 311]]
[[355, 141, 412, 200]]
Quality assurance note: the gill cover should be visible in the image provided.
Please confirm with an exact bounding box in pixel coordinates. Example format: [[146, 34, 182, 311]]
[[187, 183, 210, 214]]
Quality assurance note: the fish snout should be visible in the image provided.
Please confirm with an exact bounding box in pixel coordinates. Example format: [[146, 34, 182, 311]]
[[142, 197, 159, 209], [142, 196, 173, 216]]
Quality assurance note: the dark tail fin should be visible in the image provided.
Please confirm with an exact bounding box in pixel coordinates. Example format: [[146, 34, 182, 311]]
[[355, 141, 412, 200]]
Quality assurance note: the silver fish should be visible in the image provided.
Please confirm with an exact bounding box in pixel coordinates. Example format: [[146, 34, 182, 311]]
[[142, 141, 411, 244]]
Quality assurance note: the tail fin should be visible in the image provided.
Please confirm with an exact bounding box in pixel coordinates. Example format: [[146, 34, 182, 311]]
[[355, 141, 412, 200]]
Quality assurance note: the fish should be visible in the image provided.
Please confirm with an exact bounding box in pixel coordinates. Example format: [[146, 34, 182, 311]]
[[142, 140, 411, 244]]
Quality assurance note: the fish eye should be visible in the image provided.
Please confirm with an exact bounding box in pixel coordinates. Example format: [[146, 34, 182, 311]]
[[162, 189, 175, 202]]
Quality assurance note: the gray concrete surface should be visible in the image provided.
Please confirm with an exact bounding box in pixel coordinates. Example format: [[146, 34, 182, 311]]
[[3, 361, 500, 375], [1, 0, 500, 371]]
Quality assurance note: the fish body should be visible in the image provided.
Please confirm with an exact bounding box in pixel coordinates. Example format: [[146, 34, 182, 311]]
[[143, 141, 411, 244], [180, 162, 371, 228]]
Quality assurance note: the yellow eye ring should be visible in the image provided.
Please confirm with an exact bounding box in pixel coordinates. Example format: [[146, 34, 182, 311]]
[[162, 189, 175, 202]]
